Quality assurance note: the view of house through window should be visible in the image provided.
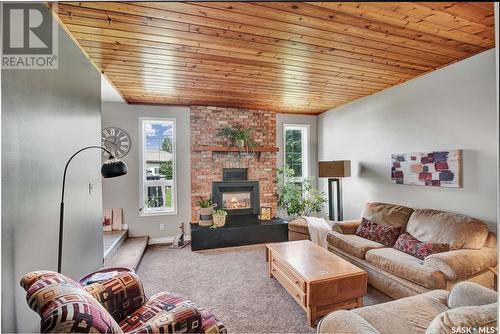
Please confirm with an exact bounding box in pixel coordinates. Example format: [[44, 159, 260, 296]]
[[284, 124, 309, 185], [141, 119, 176, 214]]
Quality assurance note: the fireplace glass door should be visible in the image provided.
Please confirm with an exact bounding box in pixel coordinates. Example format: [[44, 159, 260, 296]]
[[222, 192, 251, 210]]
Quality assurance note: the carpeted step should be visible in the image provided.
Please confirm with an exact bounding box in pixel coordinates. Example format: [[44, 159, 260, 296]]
[[103, 236, 149, 271], [104, 230, 128, 260]]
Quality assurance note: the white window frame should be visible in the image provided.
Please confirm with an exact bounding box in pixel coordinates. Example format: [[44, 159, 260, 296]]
[[283, 124, 309, 183], [139, 117, 177, 216]]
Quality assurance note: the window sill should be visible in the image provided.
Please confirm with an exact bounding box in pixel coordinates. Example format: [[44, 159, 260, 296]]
[[139, 210, 177, 217]]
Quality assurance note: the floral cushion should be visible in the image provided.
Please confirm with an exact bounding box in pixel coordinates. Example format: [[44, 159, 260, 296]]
[[394, 232, 450, 260], [355, 217, 401, 247]]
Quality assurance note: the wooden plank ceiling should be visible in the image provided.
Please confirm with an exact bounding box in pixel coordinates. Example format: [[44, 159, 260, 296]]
[[52, 2, 495, 114]]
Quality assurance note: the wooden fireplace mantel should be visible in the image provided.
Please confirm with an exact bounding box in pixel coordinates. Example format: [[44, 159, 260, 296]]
[[191, 146, 279, 153]]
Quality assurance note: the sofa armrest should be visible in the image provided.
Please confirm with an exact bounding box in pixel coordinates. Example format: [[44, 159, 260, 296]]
[[84, 272, 147, 322], [447, 282, 497, 309], [331, 219, 362, 235], [120, 292, 205, 333], [425, 248, 497, 281], [318, 310, 380, 333]]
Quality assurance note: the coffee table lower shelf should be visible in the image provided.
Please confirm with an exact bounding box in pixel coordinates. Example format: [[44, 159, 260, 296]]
[[266, 241, 367, 326]]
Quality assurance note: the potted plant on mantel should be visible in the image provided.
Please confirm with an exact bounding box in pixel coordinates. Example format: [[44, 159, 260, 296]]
[[197, 195, 216, 227], [277, 166, 328, 220], [217, 125, 257, 152]]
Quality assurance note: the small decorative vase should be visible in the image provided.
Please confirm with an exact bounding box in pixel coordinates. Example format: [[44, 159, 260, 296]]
[[199, 207, 214, 226], [235, 139, 245, 150]]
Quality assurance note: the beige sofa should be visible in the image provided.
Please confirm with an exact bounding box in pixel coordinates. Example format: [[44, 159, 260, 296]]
[[288, 217, 311, 241], [328, 202, 497, 299], [318, 281, 498, 334]]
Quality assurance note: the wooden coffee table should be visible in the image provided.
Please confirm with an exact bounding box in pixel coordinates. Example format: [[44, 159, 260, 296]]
[[266, 240, 367, 326]]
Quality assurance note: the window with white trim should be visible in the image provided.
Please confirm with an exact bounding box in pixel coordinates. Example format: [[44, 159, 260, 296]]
[[140, 119, 176, 215], [283, 124, 309, 185]]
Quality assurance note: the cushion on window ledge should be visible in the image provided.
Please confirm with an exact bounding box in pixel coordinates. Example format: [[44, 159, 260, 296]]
[[394, 232, 450, 260], [355, 218, 401, 247]]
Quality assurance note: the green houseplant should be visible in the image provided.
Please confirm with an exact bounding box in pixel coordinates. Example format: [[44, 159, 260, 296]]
[[212, 209, 227, 227], [197, 195, 215, 227], [217, 125, 257, 152], [277, 166, 327, 218]]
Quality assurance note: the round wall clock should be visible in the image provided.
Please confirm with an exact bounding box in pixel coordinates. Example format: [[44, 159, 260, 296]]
[[101, 127, 131, 159]]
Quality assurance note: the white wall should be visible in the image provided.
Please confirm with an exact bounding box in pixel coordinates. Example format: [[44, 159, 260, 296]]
[[101, 103, 191, 239], [276, 114, 318, 181], [495, 3, 499, 235], [318, 50, 498, 229], [2, 6, 102, 331]]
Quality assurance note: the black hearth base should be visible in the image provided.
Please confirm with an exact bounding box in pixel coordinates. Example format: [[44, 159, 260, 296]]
[[190, 215, 288, 251]]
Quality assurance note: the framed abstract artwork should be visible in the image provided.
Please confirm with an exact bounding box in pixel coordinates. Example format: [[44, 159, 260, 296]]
[[391, 150, 462, 187]]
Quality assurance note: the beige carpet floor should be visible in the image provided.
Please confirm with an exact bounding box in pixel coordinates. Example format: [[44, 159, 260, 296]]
[[137, 244, 391, 333]]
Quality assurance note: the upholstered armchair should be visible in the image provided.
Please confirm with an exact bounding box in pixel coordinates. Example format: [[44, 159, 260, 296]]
[[20, 270, 226, 333]]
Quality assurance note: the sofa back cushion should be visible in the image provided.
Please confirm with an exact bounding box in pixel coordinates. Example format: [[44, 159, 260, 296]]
[[20, 271, 123, 333], [406, 209, 489, 250], [447, 282, 498, 309], [361, 202, 414, 231], [425, 303, 497, 334]]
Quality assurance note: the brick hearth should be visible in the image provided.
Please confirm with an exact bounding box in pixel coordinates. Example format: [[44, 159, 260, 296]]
[[190, 106, 277, 222]]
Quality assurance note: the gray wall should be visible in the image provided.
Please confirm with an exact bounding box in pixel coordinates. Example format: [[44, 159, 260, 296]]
[[1, 7, 102, 333], [101, 102, 191, 239], [276, 114, 318, 182], [495, 3, 499, 235], [318, 50, 498, 229]]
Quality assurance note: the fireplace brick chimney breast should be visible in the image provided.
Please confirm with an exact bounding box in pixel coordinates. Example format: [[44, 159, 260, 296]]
[[190, 106, 277, 222]]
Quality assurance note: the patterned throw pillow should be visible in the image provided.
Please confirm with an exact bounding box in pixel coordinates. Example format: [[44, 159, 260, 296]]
[[355, 218, 401, 247], [394, 233, 450, 260]]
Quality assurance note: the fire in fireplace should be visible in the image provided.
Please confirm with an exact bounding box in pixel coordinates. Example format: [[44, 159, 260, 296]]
[[223, 192, 251, 210], [212, 168, 259, 216]]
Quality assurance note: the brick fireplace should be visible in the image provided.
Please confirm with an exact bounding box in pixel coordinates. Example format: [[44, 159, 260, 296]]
[[190, 106, 277, 222]]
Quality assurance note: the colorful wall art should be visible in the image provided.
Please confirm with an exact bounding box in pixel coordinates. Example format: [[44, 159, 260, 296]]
[[391, 150, 462, 187]]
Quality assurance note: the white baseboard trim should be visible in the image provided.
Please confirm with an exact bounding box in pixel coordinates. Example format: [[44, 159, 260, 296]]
[[148, 235, 191, 245]]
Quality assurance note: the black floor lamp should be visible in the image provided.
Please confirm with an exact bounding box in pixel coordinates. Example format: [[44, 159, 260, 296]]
[[318, 160, 351, 221], [58, 145, 127, 273]]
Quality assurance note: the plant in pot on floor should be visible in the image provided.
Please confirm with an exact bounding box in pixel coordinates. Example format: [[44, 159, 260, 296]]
[[277, 166, 327, 220], [198, 195, 216, 227], [211, 209, 227, 228]]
